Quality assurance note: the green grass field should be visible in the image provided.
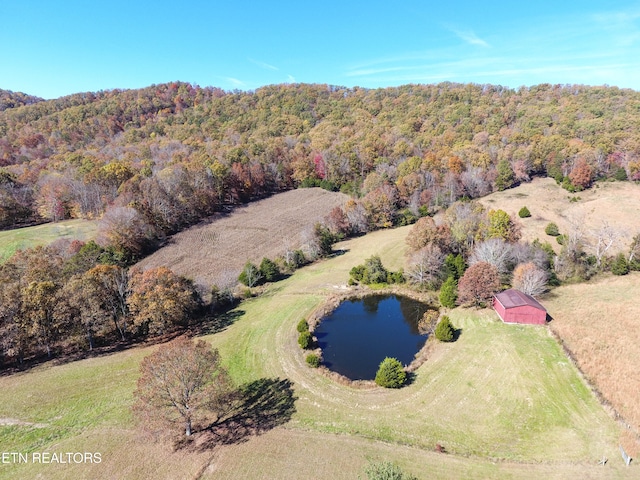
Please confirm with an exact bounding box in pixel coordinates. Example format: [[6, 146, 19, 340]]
[[0, 225, 634, 479], [0, 219, 97, 262]]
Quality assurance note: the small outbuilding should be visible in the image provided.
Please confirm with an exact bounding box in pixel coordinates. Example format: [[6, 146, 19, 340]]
[[493, 289, 547, 325]]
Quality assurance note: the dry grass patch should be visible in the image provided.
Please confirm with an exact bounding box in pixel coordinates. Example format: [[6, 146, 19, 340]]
[[478, 178, 640, 253], [137, 188, 348, 289], [544, 272, 640, 455]]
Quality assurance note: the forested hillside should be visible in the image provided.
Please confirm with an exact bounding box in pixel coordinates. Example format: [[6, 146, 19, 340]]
[[1, 82, 639, 251], [0, 89, 44, 112]]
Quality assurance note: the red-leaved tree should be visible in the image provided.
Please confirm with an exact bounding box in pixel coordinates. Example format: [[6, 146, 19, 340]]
[[457, 261, 500, 306], [569, 157, 594, 190]]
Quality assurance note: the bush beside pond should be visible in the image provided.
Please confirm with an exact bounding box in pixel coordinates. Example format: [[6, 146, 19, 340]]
[[296, 318, 309, 333], [305, 353, 321, 368], [375, 357, 407, 388], [435, 315, 455, 342], [298, 331, 314, 349]]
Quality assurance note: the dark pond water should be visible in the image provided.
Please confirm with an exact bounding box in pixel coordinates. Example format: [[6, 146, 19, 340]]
[[314, 294, 431, 380]]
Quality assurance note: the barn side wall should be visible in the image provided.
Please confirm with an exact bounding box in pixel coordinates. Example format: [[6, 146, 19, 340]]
[[493, 297, 507, 322], [503, 305, 546, 325]]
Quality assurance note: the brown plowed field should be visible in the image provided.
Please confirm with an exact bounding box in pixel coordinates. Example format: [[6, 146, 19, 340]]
[[136, 188, 349, 288]]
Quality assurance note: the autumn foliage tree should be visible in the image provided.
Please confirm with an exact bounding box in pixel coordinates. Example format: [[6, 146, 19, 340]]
[[457, 262, 500, 306], [133, 337, 236, 438], [569, 157, 594, 190], [97, 206, 158, 262], [406, 216, 452, 252], [127, 267, 200, 336], [486, 209, 521, 243]]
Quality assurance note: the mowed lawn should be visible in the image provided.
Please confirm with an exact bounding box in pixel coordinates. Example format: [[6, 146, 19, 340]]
[[0, 225, 634, 479], [0, 219, 97, 262]]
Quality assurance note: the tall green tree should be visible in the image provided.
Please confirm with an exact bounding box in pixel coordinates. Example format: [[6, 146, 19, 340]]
[[494, 159, 515, 191], [439, 276, 458, 308]]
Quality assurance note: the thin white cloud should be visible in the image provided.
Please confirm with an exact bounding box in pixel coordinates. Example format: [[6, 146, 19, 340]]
[[249, 58, 279, 71], [341, 7, 640, 90], [346, 66, 414, 77], [591, 9, 640, 47], [223, 77, 246, 87], [446, 25, 490, 48], [287, 74, 296, 83]]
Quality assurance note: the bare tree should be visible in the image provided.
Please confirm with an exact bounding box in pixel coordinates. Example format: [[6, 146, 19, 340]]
[[460, 166, 491, 198], [469, 238, 514, 275], [511, 242, 550, 270], [214, 269, 238, 304], [300, 227, 321, 261], [629, 234, 640, 264], [97, 206, 157, 258], [133, 337, 235, 438], [512, 262, 548, 296], [564, 213, 587, 257], [344, 200, 368, 234], [406, 244, 445, 288], [444, 201, 485, 254], [590, 221, 623, 268]]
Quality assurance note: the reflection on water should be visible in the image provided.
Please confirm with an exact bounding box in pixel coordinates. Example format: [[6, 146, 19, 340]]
[[314, 294, 431, 380]]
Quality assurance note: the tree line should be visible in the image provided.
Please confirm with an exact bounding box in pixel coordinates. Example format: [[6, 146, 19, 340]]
[[343, 198, 640, 308], [0, 217, 339, 368], [0, 239, 203, 366]]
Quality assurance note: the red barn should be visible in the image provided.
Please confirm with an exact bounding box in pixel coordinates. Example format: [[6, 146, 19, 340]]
[[493, 289, 547, 325]]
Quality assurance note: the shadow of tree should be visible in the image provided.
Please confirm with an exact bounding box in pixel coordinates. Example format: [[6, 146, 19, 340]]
[[1, 307, 244, 376], [196, 377, 297, 449], [452, 327, 463, 341], [189, 308, 245, 336]]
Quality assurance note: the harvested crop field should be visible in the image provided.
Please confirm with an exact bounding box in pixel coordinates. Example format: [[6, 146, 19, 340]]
[[479, 177, 640, 253], [137, 188, 348, 288], [544, 272, 640, 455]]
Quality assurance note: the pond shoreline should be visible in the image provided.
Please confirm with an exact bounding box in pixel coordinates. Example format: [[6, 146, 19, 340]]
[[305, 286, 442, 388]]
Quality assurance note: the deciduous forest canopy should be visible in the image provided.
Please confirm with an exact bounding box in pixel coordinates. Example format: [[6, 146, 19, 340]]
[[1, 81, 638, 239]]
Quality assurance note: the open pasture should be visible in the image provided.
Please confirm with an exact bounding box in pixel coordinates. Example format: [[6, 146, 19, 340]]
[[544, 272, 640, 453], [0, 218, 97, 262], [478, 177, 640, 253]]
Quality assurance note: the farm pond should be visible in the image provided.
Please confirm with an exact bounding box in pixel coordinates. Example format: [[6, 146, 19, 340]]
[[314, 294, 431, 380]]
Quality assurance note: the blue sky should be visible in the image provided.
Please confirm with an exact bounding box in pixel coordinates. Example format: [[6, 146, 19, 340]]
[[1, 1, 640, 99]]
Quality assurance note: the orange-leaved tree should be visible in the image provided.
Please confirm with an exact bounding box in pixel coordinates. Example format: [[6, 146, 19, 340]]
[[133, 336, 236, 438], [127, 267, 200, 336]]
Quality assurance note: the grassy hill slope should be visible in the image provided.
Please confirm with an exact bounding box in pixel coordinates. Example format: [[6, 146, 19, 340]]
[[0, 219, 97, 262], [478, 177, 640, 253]]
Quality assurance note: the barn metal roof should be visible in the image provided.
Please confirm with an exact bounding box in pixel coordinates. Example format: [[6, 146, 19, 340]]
[[494, 289, 546, 311]]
